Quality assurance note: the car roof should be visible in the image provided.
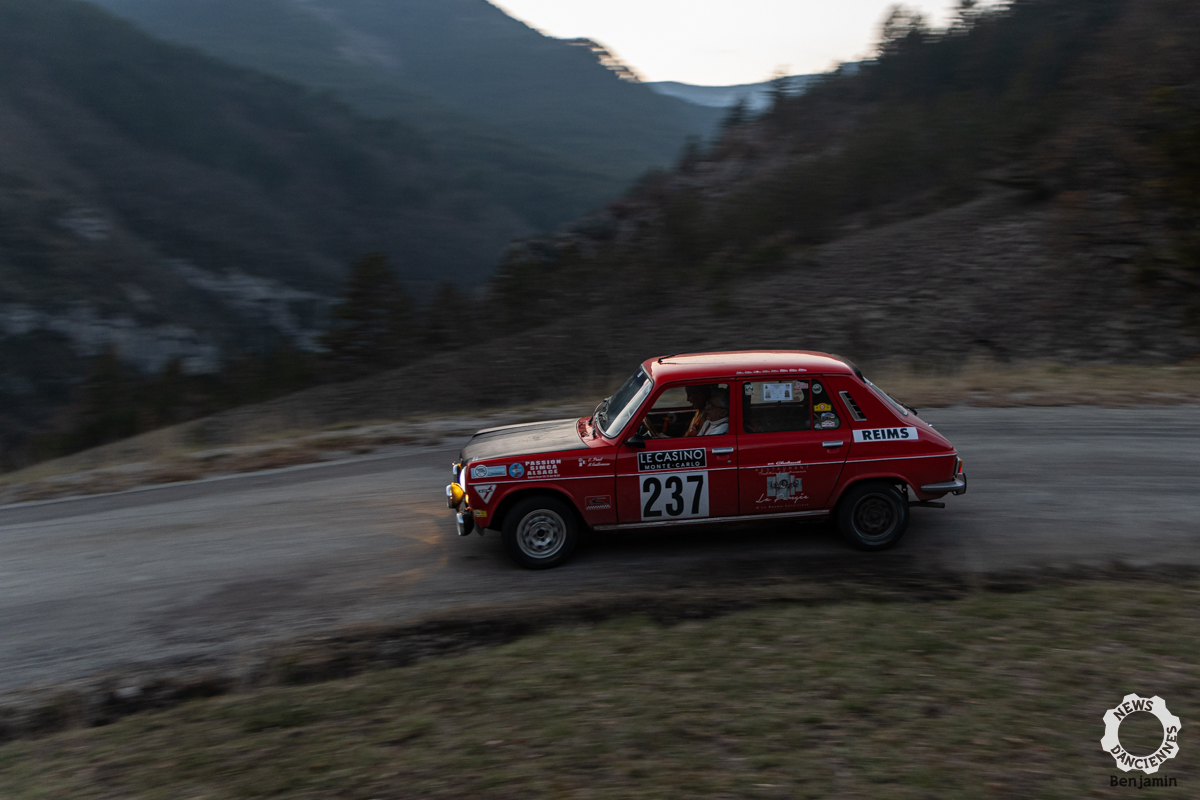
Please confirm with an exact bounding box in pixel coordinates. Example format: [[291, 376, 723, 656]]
[[643, 350, 857, 383]]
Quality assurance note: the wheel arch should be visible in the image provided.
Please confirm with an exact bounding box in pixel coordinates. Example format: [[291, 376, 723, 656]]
[[490, 486, 587, 532], [829, 472, 912, 510]]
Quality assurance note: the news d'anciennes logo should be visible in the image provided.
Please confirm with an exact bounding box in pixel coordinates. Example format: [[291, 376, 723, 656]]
[[1101, 694, 1181, 774]]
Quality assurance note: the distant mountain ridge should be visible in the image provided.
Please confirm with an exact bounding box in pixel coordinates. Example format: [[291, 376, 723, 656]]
[[647, 75, 821, 112], [88, 0, 722, 185]]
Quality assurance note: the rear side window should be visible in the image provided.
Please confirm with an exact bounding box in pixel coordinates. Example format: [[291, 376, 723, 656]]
[[811, 379, 842, 430], [741, 379, 812, 433]]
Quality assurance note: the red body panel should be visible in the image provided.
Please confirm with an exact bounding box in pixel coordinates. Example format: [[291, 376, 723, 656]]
[[458, 351, 961, 530]]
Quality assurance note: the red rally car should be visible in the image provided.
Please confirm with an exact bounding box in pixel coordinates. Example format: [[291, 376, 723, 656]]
[[446, 351, 966, 569]]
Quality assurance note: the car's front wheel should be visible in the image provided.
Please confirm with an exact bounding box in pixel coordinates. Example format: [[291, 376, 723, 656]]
[[836, 481, 910, 551], [501, 496, 579, 569]]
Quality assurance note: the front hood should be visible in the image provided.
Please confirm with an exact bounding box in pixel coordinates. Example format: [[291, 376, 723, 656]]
[[461, 418, 587, 463]]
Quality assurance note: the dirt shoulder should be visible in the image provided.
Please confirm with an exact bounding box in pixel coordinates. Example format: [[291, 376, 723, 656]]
[[3, 362, 1198, 506], [1, 574, 1195, 798], [0, 402, 592, 506]]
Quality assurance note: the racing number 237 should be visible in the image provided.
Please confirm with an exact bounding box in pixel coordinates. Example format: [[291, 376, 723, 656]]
[[641, 471, 709, 520]]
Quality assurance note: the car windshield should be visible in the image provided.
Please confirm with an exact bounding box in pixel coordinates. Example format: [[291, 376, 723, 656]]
[[598, 369, 654, 438]]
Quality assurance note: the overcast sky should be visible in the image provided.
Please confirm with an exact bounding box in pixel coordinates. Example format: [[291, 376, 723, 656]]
[[492, 1, 983, 86]]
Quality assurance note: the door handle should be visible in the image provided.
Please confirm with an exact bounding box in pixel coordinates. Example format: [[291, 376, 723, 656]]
[[822, 441, 845, 448], [712, 447, 735, 455]]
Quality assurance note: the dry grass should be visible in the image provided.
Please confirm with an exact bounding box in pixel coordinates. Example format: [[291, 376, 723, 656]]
[[868, 361, 1200, 409], [2, 362, 1197, 506], [0, 582, 1195, 799], [0, 402, 594, 505]]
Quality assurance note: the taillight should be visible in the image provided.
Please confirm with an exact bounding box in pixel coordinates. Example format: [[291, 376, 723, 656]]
[[955, 458, 964, 475]]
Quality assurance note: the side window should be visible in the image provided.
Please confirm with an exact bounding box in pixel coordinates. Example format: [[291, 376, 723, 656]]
[[811, 379, 842, 430], [643, 383, 729, 438], [650, 387, 690, 411], [741, 379, 812, 433]]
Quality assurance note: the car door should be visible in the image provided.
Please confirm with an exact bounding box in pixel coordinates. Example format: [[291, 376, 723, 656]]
[[736, 376, 848, 513], [615, 382, 739, 525]]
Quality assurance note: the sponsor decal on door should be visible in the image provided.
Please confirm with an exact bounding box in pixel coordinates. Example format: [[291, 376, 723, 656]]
[[637, 448, 707, 472], [853, 427, 919, 443], [756, 473, 808, 506], [640, 472, 709, 520]]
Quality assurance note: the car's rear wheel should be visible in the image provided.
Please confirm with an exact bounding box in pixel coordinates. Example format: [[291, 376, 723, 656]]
[[836, 482, 909, 550], [501, 496, 579, 569]]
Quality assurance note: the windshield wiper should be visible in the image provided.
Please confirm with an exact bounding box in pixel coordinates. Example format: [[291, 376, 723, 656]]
[[592, 397, 611, 438]]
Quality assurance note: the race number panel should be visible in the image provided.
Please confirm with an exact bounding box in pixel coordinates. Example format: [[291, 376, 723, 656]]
[[640, 471, 709, 521]]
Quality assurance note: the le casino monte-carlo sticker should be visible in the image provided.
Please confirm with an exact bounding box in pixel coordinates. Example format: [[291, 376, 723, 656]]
[[637, 448, 707, 472]]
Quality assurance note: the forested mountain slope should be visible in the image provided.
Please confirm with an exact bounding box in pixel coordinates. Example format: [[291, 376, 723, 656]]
[[480, 0, 1200, 370], [151, 0, 1200, 442], [0, 0, 585, 452], [88, 0, 722, 195]]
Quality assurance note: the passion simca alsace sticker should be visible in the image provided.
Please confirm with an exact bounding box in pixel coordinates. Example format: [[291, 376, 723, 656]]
[[524, 458, 561, 478], [853, 427, 919, 443], [637, 448, 707, 472]]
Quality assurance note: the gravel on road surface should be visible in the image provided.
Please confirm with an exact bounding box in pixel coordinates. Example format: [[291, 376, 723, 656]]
[[1, 406, 1197, 694]]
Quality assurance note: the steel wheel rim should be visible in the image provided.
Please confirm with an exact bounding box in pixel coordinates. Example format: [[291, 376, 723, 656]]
[[853, 494, 898, 543], [516, 509, 567, 559]]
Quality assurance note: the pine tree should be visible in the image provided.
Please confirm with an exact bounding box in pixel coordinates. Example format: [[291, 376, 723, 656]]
[[422, 282, 474, 349], [321, 253, 413, 375], [721, 99, 749, 131]]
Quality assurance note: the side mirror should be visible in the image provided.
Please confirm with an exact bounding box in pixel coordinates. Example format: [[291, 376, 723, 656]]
[[625, 433, 647, 450]]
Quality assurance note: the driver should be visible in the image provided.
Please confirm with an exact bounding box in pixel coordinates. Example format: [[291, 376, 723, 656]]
[[681, 384, 712, 437], [698, 387, 730, 436]]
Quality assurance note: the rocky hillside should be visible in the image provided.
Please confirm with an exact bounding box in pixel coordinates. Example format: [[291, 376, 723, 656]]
[[484, 0, 1200, 367], [7, 0, 1200, 466], [181, 0, 1200, 437]]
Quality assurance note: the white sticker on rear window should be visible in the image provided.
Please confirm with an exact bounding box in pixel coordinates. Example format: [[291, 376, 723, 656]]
[[762, 382, 793, 402], [853, 427, 919, 443]]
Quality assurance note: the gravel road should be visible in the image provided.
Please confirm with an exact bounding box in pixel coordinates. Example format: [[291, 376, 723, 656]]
[[1, 406, 1198, 693]]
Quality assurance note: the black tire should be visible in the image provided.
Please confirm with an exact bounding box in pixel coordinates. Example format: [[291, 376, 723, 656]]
[[501, 496, 580, 570], [836, 482, 910, 551]]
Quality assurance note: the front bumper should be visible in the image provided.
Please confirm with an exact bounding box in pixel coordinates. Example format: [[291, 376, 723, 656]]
[[921, 473, 968, 496], [447, 480, 476, 536]]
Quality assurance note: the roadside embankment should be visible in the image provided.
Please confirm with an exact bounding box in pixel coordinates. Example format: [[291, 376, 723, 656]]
[[1, 572, 1196, 797], [2, 362, 1198, 506]]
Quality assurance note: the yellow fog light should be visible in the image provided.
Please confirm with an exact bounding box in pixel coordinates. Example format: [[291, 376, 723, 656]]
[[446, 482, 466, 509]]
